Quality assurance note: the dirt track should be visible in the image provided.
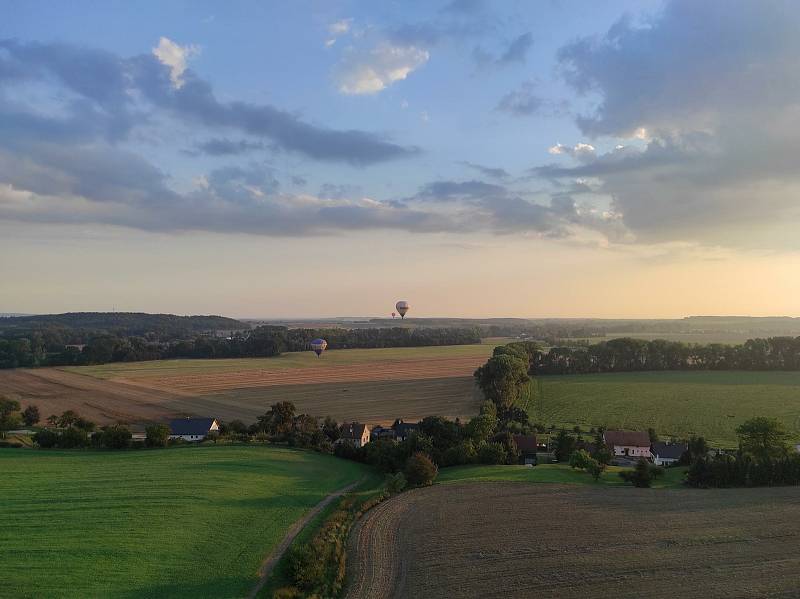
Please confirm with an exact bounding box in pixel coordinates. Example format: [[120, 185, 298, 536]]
[[346, 482, 800, 599]]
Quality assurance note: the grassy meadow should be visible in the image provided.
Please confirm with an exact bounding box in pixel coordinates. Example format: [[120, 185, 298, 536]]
[[0, 446, 367, 598], [529, 370, 800, 447]]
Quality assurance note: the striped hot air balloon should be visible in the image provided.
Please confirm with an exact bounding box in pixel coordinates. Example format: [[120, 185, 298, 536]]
[[395, 301, 410, 319], [310, 338, 328, 357]]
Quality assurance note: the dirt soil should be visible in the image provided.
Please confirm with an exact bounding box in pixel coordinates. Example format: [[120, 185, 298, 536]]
[[346, 482, 800, 599]]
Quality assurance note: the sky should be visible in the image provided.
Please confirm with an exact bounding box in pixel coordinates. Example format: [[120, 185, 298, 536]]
[[2, 0, 800, 318]]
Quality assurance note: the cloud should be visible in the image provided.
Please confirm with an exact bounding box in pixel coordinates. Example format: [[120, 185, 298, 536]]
[[474, 32, 533, 68], [496, 80, 542, 116], [548, 142, 596, 162], [193, 138, 266, 156], [544, 0, 800, 248], [334, 42, 430, 95], [152, 37, 199, 88], [459, 161, 510, 180], [0, 38, 417, 165], [326, 18, 353, 47]]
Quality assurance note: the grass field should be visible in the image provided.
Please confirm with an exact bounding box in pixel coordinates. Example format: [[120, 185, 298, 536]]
[[0, 446, 367, 598], [346, 482, 800, 598], [437, 463, 687, 488], [531, 370, 800, 446]]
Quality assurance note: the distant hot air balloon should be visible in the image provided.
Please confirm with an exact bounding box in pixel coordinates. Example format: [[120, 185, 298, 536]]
[[310, 338, 328, 357], [391, 312, 396, 319], [395, 301, 410, 319]]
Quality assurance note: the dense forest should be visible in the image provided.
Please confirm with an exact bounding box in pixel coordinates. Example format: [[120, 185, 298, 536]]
[[0, 318, 482, 369], [531, 337, 800, 374]]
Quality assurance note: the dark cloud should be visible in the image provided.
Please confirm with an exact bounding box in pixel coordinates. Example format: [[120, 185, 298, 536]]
[[416, 179, 507, 201], [495, 81, 542, 116], [194, 138, 266, 156], [459, 161, 510, 180], [474, 32, 533, 68], [0, 38, 417, 165]]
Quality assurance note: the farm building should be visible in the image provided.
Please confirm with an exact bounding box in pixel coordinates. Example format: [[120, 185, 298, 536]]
[[392, 419, 419, 442], [371, 425, 396, 441], [604, 430, 652, 459], [169, 417, 220, 442], [513, 434, 538, 465], [651, 441, 687, 466], [338, 422, 371, 448]]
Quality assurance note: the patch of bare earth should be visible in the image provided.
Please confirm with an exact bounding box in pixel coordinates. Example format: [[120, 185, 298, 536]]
[[346, 482, 800, 599], [0, 369, 184, 424]]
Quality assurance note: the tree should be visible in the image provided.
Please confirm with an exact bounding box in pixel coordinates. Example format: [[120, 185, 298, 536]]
[[58, 410, 80, 428], [33, 429, 60, 448], [735, 417, 790, 461], [145, 424, 171, 447], [569, 449, 593, 470], [404, 452, 438, 486], [46, 414, 59, 427], [619, 458, 664, 488], [59, 426, 89, 448], [22, 405, 40, 427], [0, 398, 21, 438], [477, 441, 507, 465], [586, 459, 606, 481], [553, 429, 576, 461], [257, 401, 297, 437], [648, 427, 659, 443], [386, 472, 407, 494], [98, 425, 131, 449], [473, 355, 530, 409], [466, 413, 496, 444]]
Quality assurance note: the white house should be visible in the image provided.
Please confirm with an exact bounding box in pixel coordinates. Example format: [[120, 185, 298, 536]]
[[337, 422, 370, 448], [169, 417, 220, 442], [604, 430, 652, 459], [651, 441, 687, 466]]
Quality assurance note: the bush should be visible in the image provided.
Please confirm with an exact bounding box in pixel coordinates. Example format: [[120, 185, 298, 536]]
[[477, 441, 507, 465], [568, 449, 593, 470], [145, 424, 171, 447], [386, 472, 407, 494], [59, 427, 89, 448], [98, 425, 132, 449], [442, 440, 477, 466], [404, 452, 438, 486], [33, 429, 60, 448], [619, 458, 664, 488]]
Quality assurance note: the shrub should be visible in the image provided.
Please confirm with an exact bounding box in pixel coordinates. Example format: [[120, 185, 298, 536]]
[[59, 427, 89, 448], [619, 458, 664, 488], [98, 425, 132, 449], [33, 429, 60, 448], [569, 449, 593, 470], [145, 424, 171, 447], [404, 452, 438, 486], [386, 472, 407, 494], [477, 441, 507, 465]]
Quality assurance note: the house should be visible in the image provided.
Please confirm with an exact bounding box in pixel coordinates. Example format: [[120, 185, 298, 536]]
[[651, 441, 687, 466], [392, 419, 419, 442], [338, 422, 370, 448], [513, 434, 538, 465], [371, 425, 396, 441], [169, 417, 220, 442], [604, 430, 652, 459]]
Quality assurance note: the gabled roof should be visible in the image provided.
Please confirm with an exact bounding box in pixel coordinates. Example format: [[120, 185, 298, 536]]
[[604, 430, 650, 448], [652, 441, 687, 459], [340, 422, 368, 440], [513, 434, 538, 452], [169, 417, 217, 436], [392, 419, 419, 436]]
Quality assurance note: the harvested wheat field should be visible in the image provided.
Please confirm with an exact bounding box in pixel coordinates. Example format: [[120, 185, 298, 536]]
[[1, 344, 495, 425], [346, 482, 800, 599]]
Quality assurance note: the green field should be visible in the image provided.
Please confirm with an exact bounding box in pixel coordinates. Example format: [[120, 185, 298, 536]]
[[437, 463, 687, 488], [531, 371, 800, 447], [0, 446, 367, 598], [63, 343, 501, 380]]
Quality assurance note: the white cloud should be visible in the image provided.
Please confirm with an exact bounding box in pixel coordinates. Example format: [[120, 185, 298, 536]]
[[328, 19, 352, 36], [334, 43, 430, 95], [152, 37, 200, 89], [548, 142, 596, 161]]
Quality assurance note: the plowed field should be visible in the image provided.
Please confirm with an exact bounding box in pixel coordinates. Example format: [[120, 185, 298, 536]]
[[346, 482, 800, 599]]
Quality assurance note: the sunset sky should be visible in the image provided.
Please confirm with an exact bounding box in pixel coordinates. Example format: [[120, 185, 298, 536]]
[[2, 0, 800, 318]]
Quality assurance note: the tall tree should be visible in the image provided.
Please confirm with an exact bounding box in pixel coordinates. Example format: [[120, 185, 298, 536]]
[[736, 417, 791, 461]]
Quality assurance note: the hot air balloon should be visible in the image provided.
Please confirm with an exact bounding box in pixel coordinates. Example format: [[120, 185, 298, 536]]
[[395, 301, 410, 319], [310, 338, 328, 357], [391, 312, 396, 319]]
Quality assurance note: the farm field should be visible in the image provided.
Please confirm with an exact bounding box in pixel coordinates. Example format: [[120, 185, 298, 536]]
[[0, 343, 497, 425], [0, 446, 367, 599], [531, 370, 800, 446], [579, 331, 763, 344], [346, 482, 800, 599]]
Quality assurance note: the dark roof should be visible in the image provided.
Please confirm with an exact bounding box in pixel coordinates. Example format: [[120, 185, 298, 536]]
[[340, 422, 368, 440], [513, 434, 538, 453], [651, 441, 687, 459], [392, 419, 419, 436], [604, 430, 650, 448], [169, 418, 217, 436]]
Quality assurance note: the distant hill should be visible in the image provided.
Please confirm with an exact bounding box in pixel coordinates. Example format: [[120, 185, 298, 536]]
[[0, 312, 249, 337]]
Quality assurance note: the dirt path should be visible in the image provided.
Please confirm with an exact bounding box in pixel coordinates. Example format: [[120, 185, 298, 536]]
[[248, 478, 363, 599]]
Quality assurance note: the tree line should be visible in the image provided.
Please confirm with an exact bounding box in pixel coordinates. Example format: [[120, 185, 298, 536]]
[[0, 325, 481, 369], [530, 337, 800, 374]]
